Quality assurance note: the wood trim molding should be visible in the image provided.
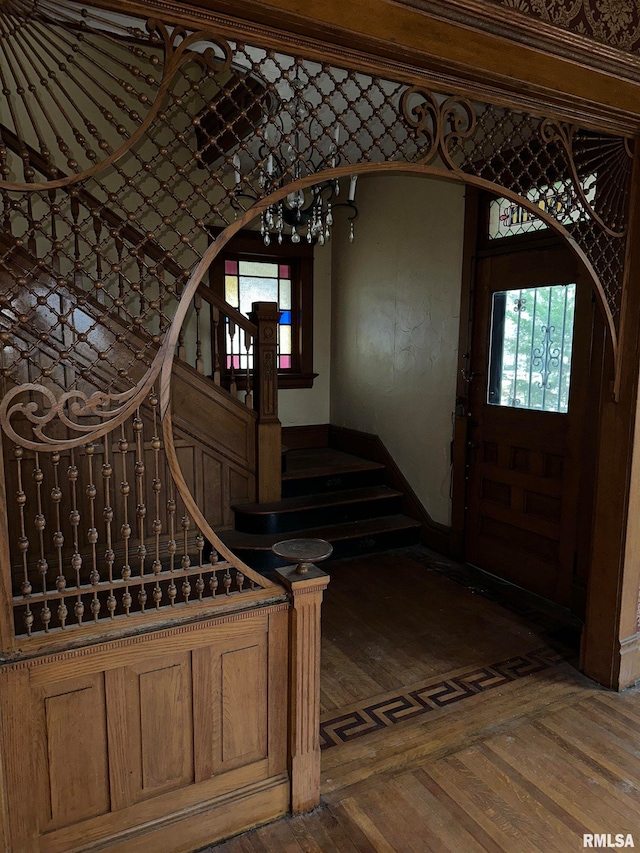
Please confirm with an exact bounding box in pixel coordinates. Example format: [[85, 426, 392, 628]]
[[618, 631, 640, 690], [0, 595, 289, 669], [397, 0, 640, 85], [328, 425, 451, 555], [87, 0, 640, 134]]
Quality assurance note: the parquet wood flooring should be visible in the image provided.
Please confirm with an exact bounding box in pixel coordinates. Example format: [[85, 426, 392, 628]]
[[209, 551, 640, 852]]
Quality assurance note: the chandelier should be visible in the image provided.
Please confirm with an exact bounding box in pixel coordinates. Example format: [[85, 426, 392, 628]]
[[229, 75, 359, 247]]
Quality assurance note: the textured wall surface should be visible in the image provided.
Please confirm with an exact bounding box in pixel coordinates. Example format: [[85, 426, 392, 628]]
[[330, 174, 465, 525]]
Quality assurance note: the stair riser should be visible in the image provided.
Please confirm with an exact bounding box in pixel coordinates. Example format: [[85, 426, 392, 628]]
[[235, 525, 422, 572], [234, 494, 403, 535], [282, 467, 386, 498]]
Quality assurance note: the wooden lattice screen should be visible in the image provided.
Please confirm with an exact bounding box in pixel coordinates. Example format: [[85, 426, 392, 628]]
[[0, 0, 633, 645]]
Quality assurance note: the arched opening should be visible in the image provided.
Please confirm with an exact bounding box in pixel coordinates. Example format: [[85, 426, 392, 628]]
[[164, 165, 611, 729]]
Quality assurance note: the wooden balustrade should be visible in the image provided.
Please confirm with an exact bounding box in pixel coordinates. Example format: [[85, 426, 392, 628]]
[[176, 288, 282, 503], [2, 394, 275, 647], [0, 59, 318, 851]]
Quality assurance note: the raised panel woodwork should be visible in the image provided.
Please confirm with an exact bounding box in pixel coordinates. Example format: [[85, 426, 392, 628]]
[[193, 625, 270, 781], [524, 490, 562, 522], [480, 478, 511, 507], [0, 588, 292, 852], [201, 450, 224, 528], [140, 663, 188, 791], [37, 673, 110, 831], [106, 651, 194, 808], [221, 644, 268, 766], [229, 467, 252, 507], [171, 362, 256, 469]]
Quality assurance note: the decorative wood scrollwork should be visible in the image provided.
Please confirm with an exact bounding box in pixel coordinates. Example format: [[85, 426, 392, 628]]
[[0, 375, 152, 451], [0, 1, 232, 192], [400, 88, 477, 168], [540, 120, 632, 238]]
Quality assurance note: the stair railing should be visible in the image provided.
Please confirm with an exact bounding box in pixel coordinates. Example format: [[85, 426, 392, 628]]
[[0, 124, 282, 503]]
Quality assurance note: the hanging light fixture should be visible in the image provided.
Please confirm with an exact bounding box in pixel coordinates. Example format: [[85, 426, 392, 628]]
[[228, 70, 359, 247]]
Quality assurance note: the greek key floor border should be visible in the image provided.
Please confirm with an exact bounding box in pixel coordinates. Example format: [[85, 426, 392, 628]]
[[319, 647, 564, 751]]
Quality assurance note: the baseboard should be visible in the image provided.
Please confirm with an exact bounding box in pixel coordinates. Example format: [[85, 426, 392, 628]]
[[73, 775, 289, 853], [328, 425, 451, 555], [281, 424, 330, 449], [618, 632, 640, 690]]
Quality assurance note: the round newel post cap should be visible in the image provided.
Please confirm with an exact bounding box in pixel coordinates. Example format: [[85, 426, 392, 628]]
[[272, 537, 333, 574]]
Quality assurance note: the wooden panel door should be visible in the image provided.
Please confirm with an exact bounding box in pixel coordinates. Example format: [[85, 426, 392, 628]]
[[465, 243, 593, 606]]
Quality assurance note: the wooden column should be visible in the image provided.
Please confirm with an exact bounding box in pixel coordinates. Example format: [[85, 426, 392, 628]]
[[275, 564, 330, 814], [250, 301, 282, 503], [582, 144, 640, 690]]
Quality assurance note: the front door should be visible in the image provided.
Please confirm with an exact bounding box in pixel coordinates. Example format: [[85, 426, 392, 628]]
[[464, 241, 594, 607]]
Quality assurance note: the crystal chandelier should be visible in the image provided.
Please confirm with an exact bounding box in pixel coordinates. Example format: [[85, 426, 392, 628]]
[[229, 76, 359, 247]]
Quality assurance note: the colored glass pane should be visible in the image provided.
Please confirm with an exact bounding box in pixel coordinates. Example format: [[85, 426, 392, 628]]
[[239, 260, 279, 277], [225, 275, 239, 307], [225, 260, 238, 274], [279, 355, 291, 368], [279, 310, 292, 325], [279, 279, 291, 310], [279, 264, 291, 278]]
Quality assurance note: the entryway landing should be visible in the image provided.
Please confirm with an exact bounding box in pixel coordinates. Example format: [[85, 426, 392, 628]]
[[209, 548, 640, 852]]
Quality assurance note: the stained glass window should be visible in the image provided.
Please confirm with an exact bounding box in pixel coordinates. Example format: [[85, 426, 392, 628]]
[[488, 177, 597, 240], [487, 283, 576, 413], [224, 258, 293, 370]]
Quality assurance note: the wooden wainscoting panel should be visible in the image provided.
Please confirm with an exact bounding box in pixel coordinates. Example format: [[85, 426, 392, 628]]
[[221, 642, 268, 768], [172, 362, 256, 469], [199, 447, 224, 528], [194, 615, 278, 782], [105, 651, 194, 809], [1, 604, 291, 852], [36, 673, 111, 832], [40, 762, 274, 853]]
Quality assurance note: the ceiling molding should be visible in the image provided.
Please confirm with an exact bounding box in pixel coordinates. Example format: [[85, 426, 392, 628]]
[[397, 0, 640, 83], [85, 0, 640, 133]]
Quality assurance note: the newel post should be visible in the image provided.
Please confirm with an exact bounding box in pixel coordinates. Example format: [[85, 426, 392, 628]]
[[275, 562, 330, 814], [250, 301, 281, 503]]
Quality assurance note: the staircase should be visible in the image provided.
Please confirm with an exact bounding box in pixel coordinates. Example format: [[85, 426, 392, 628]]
[[219, 448, 422, 571]]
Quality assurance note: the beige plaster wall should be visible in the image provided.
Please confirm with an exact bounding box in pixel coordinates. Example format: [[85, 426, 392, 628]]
[[330, 174, 465, 526], [278, 241, 332, 426]]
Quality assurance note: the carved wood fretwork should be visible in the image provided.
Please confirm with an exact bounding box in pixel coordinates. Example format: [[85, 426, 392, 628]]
[[0, 0, 633, 647]]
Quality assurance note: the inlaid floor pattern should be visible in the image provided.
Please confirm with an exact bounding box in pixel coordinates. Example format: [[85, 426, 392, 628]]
[[210, 551, 640, 852]]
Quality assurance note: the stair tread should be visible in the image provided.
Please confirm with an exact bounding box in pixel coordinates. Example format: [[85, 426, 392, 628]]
[[282, 448, 385, 480], [219, 514, 422, 551], [233, 485, 402, 515]]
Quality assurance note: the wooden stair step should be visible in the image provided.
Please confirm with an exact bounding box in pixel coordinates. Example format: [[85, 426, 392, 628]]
[[281, 449, 387, 497], [282, 448, 386, 479], [232, 486, 404, 534], [219, 514, 422, 571]]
